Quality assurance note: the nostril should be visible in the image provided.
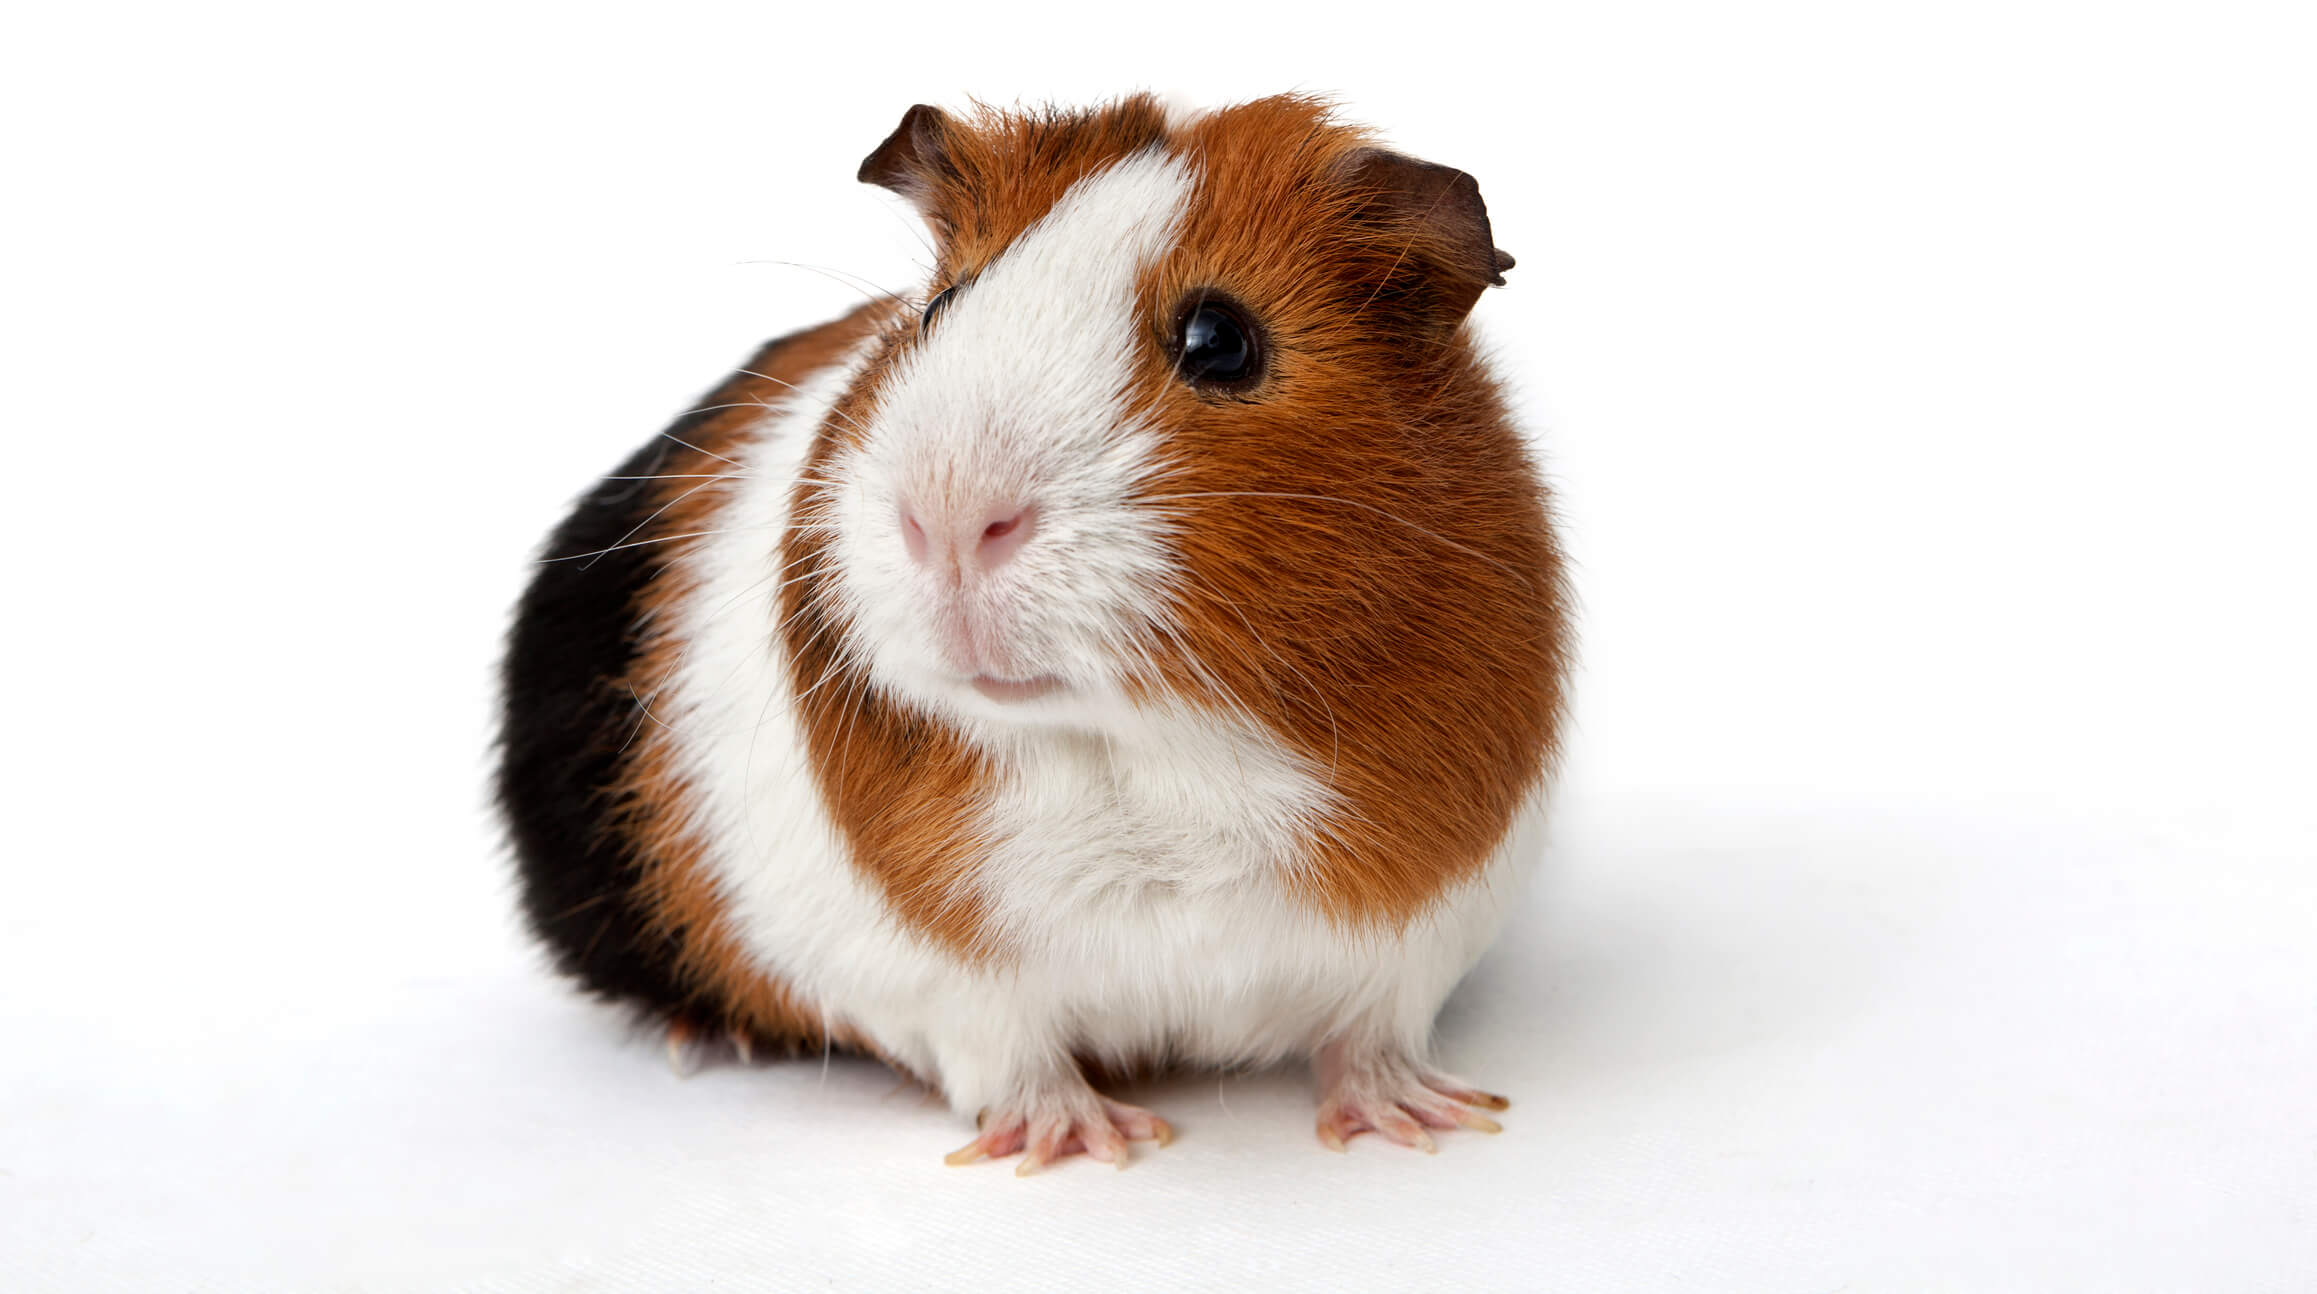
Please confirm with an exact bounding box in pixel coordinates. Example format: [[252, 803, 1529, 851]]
[[974, 505, 1037, 569], [898, 507, 929, 565]]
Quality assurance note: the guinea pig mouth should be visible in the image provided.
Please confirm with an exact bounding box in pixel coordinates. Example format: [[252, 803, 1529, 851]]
[[969, 674, 1062, 704]]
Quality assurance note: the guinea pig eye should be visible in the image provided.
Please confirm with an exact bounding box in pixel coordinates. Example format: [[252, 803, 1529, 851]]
[[1173, 299, 1262, 387], [920, 285, 959, 335]]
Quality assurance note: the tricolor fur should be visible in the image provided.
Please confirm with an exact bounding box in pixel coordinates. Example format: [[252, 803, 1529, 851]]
[[499, 94, 1572, 1117]]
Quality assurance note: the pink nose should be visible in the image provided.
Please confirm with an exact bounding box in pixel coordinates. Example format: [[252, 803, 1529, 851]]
[[899, 500, 1038, 576]]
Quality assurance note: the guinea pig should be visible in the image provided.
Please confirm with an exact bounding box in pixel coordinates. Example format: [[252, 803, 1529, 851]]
[[497, 93, 1572, 1173]]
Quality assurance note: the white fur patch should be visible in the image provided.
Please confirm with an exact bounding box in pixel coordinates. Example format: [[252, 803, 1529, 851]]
[[664, 153, 1530, 1114], [824, 147, 1191, 739]]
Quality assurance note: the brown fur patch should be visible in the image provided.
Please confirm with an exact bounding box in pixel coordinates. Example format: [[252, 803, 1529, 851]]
[[775, 365, 1005, 963], [1130, 97, 1574, 926], [857, 95, 1175, 315]]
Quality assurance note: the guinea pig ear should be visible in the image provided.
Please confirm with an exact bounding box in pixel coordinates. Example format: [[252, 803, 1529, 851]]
[[1335, 148, 1517, 323], [858, 104, 956, 217]]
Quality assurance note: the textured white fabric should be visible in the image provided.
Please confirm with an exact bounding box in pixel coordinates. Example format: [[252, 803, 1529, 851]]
[[7, 790, 2311, 1291]]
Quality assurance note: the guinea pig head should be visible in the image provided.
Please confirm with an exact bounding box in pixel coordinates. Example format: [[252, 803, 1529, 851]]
[[797, 93, 1559, 809]]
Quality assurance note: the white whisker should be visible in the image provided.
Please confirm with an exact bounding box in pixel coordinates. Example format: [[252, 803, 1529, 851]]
[[734, 258, 906, 305], [660, 431, 745, 467], [600, 472, 756, 483], [734, 367, 879, 438], [539, 526, 780, 564], [581, 474, 729, 572], [1140, 490, 1532, 587]]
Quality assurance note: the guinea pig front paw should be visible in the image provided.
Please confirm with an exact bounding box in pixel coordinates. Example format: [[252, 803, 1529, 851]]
[[1312, 1042, 1509, 1154], [944, 1082, 1175, 1176]]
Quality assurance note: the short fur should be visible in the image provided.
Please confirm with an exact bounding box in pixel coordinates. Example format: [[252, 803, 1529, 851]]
[[498, 94, 1572, 1130]]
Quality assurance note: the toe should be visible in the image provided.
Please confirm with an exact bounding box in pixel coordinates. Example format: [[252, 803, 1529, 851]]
[[1017, 1118, 1073, 1175], [1316, 1103, 1365, 1151], [1403, 1099, 1466, 1132], [1374, 1107, 1437, 1153], [945, 1114, 1026, 1166], [1084, 1120, 1130, 1168], [1101, 1098, 1173, 1145], [1423, 1077, 1510, 1111]]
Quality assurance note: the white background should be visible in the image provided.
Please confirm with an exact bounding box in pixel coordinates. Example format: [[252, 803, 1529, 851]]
[[6, 1, 2314, 1289]]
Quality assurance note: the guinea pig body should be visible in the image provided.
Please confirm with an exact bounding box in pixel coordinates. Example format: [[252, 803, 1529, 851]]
[[499, 95, 1571, 1169]]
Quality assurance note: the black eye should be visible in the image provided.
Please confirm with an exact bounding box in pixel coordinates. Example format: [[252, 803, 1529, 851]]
[[1174, 300, 1261, 387], [920, 285, 959, 335]]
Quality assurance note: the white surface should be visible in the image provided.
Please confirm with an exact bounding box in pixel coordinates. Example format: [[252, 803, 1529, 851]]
[[5, 2, 2314, 1290], [11, 795, 2312, 1291]]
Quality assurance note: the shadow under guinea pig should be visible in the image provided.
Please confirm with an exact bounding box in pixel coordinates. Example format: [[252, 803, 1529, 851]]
[[1432, 790, 1949, 1101]]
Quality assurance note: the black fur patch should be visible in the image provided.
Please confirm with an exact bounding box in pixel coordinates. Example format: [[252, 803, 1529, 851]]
[[494, 343, 792, 1020]]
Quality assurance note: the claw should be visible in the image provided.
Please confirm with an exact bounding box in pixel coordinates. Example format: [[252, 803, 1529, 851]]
[[665, 1020, 695, 1078], [945, 1140, 990, 1167], [730, 1029, 754, 1064], [1458, 1108, 1503, 1135], [1318, 1124, 1349, 1153]]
